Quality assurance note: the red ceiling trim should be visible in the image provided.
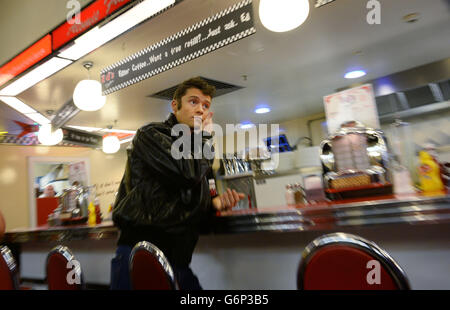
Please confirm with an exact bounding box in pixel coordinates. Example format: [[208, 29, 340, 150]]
[[52, 0, 133, 51], [0, 0, 134, 88], [0, 35, 52, 87]]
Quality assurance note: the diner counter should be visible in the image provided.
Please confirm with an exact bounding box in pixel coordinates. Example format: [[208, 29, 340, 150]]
[[4, 193, 449, 243], [214, 192, 450, 233]]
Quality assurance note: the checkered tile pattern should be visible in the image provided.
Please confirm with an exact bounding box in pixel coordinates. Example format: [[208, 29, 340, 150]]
[[102, 0, 255, 95], [0, 134, 79, 147], [315, 0, 336, 8], [0, 134, 39, 145]]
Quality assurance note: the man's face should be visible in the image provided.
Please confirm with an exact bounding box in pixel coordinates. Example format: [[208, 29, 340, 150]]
[[44, 185, 55, 196], [172, 87, 211, 129]]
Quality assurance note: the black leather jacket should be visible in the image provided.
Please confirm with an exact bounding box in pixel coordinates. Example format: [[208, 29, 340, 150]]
[[113, 113, 215, 266]]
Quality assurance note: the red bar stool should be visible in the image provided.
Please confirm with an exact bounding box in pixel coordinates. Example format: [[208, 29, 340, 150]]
[[297, 232, 411, 290], [46, 245, 84, 290], [129, 241, 178, 290], [0, 245, 20, 290]]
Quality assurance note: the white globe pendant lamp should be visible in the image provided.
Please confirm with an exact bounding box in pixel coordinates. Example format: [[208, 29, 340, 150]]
[[73, 61, 106, 111], [102, 135, 120, 154], [38, 124, 63, 146], [259, 0, 310, 32]]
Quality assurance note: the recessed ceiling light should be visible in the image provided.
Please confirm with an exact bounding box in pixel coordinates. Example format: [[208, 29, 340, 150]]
[[344, 70, 367, 79], [239, 122, 255, 130], [255, 106, 271, 114]]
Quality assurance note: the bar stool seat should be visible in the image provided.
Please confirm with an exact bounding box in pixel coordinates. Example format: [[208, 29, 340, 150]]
[[46, 245, 84, 290], [129, 241, 178, 290], [297, 232, 411, 290], [0, 245, 20, 290]]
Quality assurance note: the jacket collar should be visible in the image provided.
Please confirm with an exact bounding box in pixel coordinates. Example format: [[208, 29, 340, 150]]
[[165, 113, 179, 128]]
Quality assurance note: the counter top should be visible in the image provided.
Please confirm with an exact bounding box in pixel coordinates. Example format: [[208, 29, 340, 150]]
[[4, 221, 118, 243], [4, 193, 449, 243], [214, 193, 450, 233]]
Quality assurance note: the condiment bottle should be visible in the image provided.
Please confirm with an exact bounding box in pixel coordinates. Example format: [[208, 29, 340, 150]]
[[88, 202, 96, 226], [294, 183, 304, 204], [418, 151, 444, 194], [285, 184, 295, 206], [94, 197, 102, 224]]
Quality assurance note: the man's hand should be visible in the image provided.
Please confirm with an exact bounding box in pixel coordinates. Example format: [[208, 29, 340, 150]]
[[194, 112, 214, 134], [212, 188, 246, 211], [202, 112, 214, 135]]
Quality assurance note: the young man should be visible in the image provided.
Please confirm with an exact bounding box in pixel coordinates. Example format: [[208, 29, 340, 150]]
[[111, 77, 244, 290]]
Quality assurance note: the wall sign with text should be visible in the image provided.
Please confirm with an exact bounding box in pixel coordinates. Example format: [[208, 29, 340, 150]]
[[101, 0, 256, 95], [62, 127, 103, 148], [51, 99, 81, 130]]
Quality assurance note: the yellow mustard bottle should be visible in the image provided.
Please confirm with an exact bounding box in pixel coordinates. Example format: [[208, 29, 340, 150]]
[[88, 202, 97, 226], [418, 151, 444, 194]]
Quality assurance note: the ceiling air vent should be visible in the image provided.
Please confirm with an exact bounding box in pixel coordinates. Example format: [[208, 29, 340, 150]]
[[403, 85, 437, 108], [437, 80, 450, 101], [377, 78, 450, 123], [375, 93, 402, 116], [148, 77, 244, 100]]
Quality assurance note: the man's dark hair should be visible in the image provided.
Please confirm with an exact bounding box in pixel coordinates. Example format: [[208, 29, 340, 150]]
[[173, 77, 216, 109]]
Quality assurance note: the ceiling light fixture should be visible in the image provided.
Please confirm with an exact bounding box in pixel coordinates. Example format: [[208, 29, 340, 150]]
[[0, 57, 72, 96], [101, 128, 136, 134], [0, 96, 36, 114], [37, 123, 63, 145], [344, 70, 367, 79], [73, 61, 106, 111], [58, 0, 175, 61], [239, 122, 256, 130], [102, 135, 121, 154], [66, 125, 103, 132], [259, 0, 310, 32], [0, 96, 50, 125], [254, 106, 271, 114], [119, 137, 134, 144], [66, 125, 136, 135], [24, 113, 51, 125]]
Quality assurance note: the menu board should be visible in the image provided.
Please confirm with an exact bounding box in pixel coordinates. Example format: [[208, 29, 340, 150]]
[[101, 0, 256, 95], [323, 84, 380, 134]]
